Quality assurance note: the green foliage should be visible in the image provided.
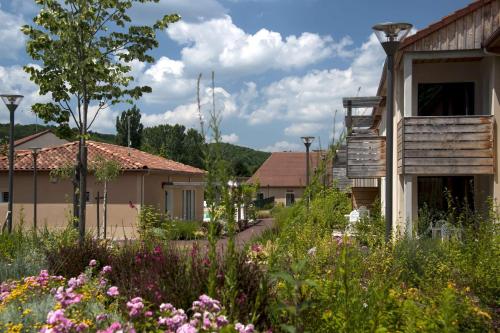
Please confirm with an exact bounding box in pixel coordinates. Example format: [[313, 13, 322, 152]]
[[91, 155, 121, 184], [142, 124, 205, 169], [22, 0, 180, 132], [214, 142, 270, 177], [115, 105, 144, 149]]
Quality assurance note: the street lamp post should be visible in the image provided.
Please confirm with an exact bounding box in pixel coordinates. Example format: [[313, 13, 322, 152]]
[[301, 136, 315, 188], [372, 22, 412, 241], [30, 147, 41, 231], [0, 94, 23, 233]]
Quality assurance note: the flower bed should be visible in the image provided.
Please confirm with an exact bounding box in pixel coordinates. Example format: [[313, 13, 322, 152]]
[[0, 261, 254, 333]]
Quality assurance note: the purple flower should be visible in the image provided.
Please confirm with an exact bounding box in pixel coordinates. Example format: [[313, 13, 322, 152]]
[[216, 315, 229, 328], [89, 259, 97, 267], [126, 297, 144, 317], [177, 323, 197, 333], [42, 309, 74, 333], [160, 303, 174, 312], [101, 266, 112, 274], [96, 314, 108, 322], [235, 323, 255, 333], [144, 311, 153, 317], [107, 286, 119, 297]]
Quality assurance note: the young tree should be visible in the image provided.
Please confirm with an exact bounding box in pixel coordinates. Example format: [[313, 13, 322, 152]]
[[115, 105, 144, 149], [22, 0, 179, 242], [92, 156, 121, 239]]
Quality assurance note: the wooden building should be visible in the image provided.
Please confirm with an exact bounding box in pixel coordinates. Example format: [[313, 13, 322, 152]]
[[346, 0, 500, 236]]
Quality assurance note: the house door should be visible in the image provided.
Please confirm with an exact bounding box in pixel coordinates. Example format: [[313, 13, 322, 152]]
[[285, 191, 295, 207], [164, 190, 173, 217], [417, 176, 474, 219], [182, 190, 195, 220]]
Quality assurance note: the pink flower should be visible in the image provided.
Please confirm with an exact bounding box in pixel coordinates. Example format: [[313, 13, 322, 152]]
[[101, 266, 112, 274], [144, 311, 153, 317], [89, 259, 97, 267], [107, 286, 119, 297], [177, 323, 197, 333], [96, 314, 108, 322]]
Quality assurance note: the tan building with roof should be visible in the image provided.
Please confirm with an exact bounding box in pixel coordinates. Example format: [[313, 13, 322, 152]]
[[0, 140, 205, 239], [345, 0, 500, 237], [14, 129, 68, 150], [247, 152, 328, 206]]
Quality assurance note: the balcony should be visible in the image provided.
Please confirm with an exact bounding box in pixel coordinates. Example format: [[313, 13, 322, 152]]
[[397, 115, 494, 175], [347, 136, 386, 179]]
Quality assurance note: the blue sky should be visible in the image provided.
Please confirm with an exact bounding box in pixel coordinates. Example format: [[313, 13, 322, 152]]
[[0, 0, 470, 151]]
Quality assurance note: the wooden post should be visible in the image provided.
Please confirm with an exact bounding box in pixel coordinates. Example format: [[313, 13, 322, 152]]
[[96, 191, 100, 239]]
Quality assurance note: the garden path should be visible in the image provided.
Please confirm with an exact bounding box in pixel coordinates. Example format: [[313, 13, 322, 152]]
[[171, 218, 275, 253]]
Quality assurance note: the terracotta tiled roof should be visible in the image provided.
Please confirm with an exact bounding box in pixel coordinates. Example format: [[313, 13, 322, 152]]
[[13, 130, 52, 147], [247, 152, 322, 188], [0, 141, 205, 174]]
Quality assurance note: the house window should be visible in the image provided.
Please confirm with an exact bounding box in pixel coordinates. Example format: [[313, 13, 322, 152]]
[[182, 190, 195, 220], [1, 192, 9, 203], [418, 82, 475, 116], [285, 191, 295, 207], [164, 190, 173, 217], [86, 192, 91, 202], [257, 192, 264, 201]]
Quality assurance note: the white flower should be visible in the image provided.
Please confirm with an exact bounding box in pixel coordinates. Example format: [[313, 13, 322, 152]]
[[307, 247, 317, 256]]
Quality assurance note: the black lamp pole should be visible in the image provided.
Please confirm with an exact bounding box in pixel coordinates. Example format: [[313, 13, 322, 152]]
[[372, 22, 412, 241], [301, 136, 315, 206], [1, 95, 23, 233]]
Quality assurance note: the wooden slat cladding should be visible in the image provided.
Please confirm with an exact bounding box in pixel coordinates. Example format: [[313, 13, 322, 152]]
[[402, 0, 500, 52], [347, 136, 386, 179], [398, 116, 494, 175]]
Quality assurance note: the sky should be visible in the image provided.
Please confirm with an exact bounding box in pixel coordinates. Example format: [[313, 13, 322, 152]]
[[0, 0, 471, 152]]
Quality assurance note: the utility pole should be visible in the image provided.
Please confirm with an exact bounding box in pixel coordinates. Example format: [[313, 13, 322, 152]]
[[127, 115, 131, 148]]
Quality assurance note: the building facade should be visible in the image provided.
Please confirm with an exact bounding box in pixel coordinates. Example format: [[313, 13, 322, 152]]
[[248, 152, 328, 206], [347, 0, 500, 236], [0, 141, 205, 239]]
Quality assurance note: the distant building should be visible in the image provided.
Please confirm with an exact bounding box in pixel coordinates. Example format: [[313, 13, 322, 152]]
[[247, 152, 329, 206], [0, 140, 205, 239], [14, 129, 68, 150]]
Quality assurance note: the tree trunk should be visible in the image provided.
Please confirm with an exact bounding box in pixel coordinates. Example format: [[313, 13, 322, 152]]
[[73, 144, 80, 228], [78, 102, 89, 244]]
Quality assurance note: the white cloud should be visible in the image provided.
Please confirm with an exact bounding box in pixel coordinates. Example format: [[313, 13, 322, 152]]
[[138, 56, 195, 104], [261, 140, 301, 152], [284, 122, 325, 137], [0, 8, 26, 59], [140, 86, 236, 129], [0, 64, 49, 124], [221, 133, 239, 144], [167, 15, 349, 77], [244, 34, 385, 131], [131, 0, 227, 23], [86, 105, 119, 134]]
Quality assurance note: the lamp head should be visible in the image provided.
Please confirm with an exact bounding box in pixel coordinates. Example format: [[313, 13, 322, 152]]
[[29, 147, 41, 154], [0, 94, 23, 110], [301, 136, 315, 146], [372, 22, 412, 55]]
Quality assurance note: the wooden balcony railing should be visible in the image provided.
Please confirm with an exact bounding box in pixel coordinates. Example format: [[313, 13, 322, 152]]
[[347, 136, 386, 179], [397, 115, 495, 175]]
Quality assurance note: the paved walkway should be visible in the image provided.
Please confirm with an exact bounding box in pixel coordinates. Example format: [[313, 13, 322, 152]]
[[172, 218, 275, 253]]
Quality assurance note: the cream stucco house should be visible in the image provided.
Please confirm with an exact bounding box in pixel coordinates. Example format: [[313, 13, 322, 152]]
[[346, 0, 500, 237], [0, 140, 205, 239]]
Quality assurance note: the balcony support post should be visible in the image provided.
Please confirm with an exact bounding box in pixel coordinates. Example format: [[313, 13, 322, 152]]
[[403, 54, 414, 238]]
